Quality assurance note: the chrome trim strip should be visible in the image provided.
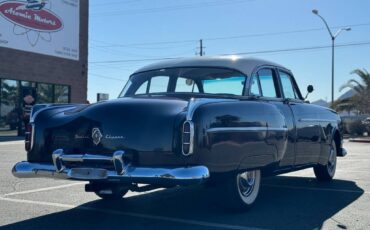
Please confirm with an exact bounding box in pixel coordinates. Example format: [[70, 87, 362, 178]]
[[12, 162, 210, 186], [30, 123, 35, 151], [298, 118, 338, 123], [206, 127, 288, 133]]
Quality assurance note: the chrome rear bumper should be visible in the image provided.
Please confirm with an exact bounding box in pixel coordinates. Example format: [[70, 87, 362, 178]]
[[12, 149, 210, 186]]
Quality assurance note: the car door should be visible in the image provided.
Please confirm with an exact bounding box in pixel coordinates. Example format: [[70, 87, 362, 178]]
[[277, 70, 321, 166], [250, 67, 296, 168]]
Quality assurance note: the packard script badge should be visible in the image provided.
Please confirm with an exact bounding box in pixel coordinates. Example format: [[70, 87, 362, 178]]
[[92, 128, 103, 145]]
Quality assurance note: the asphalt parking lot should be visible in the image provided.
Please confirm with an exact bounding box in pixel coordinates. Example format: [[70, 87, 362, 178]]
[[0, 141, 369, 230]]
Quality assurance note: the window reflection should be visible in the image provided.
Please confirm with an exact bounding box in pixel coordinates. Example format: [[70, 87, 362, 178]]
[[37, 83, 53, 103], [0, 79, 20, 136], [55, 85, 69, 103]]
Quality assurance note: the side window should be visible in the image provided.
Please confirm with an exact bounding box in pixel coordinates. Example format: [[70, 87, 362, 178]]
[[175, 77, 199, 93], [148, 76, 169, 93], [203, 76, 245, 95], [279, 71, 297, 99], [250, 75, 261, 96], [135, 81, 148, 95], [257, 69, 278, 98]]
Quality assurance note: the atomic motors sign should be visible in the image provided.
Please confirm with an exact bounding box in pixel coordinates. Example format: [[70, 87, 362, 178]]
[[0, 0, 79, 60], [0, 2, 63, 32]]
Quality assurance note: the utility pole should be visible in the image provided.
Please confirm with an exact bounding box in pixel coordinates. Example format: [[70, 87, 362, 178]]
[[196, 39, 205, 56]]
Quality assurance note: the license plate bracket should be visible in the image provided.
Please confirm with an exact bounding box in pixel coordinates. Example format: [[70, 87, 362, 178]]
[[69, 168, 108, 180]]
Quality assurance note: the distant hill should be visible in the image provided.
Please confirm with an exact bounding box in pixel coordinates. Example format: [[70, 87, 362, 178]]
[[311, 89, 356, 108], [338, 89, 355, 100], [311, 99, 329, 107]]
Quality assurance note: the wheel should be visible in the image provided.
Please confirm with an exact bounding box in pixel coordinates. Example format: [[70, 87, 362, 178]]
[[224, 169, 261, 211], [314, 140, 337, 182], [93, 184, 129, 200]]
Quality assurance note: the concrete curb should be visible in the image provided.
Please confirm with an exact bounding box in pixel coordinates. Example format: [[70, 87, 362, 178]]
[[0, 137, 24, 143], [349, 138, 370, 143]]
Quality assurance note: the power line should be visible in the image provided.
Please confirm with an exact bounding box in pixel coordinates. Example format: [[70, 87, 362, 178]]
[[90, 0, 141, 7], [91, 0, 250, 17], [90, 38, 195, 48], [205, 22, 370, 41], [90, 22, 370, 49], [89, 73, 126, 81], [89, 40, 370, 64], [90, 57, 181, 64], [223, 41, 370, 56], [89, 41, 370, 81]]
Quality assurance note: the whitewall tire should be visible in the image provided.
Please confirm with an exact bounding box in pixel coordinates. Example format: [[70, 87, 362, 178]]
[[225, 169, 261, 210]]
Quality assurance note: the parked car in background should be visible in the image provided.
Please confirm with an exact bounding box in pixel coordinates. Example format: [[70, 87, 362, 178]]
[[12, 57, 347, 210], [362, 117, 370, 132], [362, 117, 370, 125]]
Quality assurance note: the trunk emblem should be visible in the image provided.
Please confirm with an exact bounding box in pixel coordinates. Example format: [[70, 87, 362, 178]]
[[92, 128, 103, 145]]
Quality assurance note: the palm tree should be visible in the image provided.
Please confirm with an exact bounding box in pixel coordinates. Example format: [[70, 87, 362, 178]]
[[338, 69, 370, 114]]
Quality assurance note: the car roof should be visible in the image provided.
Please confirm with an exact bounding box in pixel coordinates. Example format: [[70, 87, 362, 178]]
[[132, 56, 290, 77]]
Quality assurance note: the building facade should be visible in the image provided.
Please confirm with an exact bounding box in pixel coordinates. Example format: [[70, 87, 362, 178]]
[[0, 0, 88, 136]]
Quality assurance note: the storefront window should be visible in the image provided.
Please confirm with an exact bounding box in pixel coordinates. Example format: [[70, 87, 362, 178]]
[[0, 79, 71, 136], [21, 81, 36, 87], [54, 85, 69, 103], [37, 83, 53, 103], [0, 79, 20, 136]]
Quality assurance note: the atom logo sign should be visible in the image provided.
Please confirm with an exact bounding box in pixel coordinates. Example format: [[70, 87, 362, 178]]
[[0, 0, 63, 46]]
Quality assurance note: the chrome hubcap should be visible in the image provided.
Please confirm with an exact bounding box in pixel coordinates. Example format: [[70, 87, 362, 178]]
[[327, 148, 336, 174], [238, 171, 256, 197]]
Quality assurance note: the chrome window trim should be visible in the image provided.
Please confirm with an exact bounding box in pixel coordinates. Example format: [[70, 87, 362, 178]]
[[298, 118, 338, 123]]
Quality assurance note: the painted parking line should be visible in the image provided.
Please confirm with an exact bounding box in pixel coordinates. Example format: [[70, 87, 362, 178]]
[[336, 169, 370, 173], [0, 196, 266, 230], [263, 184, 369, 194], [4, 182, 86, 197], [0, 141, 24, 146], [338, 159, 370, 161]]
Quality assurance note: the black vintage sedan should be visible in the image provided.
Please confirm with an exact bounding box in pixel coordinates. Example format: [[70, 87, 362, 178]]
[[13, 57, 347, 210]]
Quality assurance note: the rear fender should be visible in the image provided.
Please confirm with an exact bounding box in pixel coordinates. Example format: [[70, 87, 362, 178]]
[[191, 100, 288, 173]]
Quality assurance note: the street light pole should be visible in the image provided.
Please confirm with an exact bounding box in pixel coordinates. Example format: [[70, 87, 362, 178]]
[[312, 9, 351, 106], [331, 37, 335, 107]]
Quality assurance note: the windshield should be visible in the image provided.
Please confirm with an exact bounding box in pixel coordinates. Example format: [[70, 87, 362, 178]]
[[119, 67, 247, 97]]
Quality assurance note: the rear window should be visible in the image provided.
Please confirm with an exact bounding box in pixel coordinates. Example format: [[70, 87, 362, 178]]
[[120, 67, 247, 97]]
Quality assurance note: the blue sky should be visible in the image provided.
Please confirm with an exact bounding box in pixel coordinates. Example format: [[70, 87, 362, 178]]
[[88, 0, 370, 102]]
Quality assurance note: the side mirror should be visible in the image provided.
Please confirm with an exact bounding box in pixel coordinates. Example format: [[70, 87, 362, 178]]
[[307, 85, 314, 93], [305, 85, 314, 99]]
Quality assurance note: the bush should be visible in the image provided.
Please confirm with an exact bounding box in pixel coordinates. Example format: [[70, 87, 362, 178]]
[[347, 120, 367, 136]]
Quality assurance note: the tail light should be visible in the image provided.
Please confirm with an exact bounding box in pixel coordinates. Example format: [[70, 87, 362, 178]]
[[182, 121, 194, 156], [25, 123, 34, 151]]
